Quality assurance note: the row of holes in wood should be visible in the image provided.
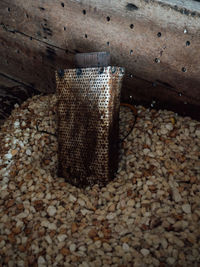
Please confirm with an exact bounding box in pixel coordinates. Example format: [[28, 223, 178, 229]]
[[7, 4, 191, 74], [75, 7, 191, 73]]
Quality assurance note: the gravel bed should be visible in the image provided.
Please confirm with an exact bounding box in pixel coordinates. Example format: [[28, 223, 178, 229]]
[[0, 94, 200, 267]]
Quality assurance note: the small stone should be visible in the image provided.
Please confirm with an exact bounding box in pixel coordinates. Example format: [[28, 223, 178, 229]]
[[78, 199, 85, 206], [38, 256, 45, 265], [127, 199, 135, 207], [5, 153, 12, 160], [6, 199, 15, 208], [79, 245, 86, 251], [156, 149, 163, 156], [173, 189, 182, 202], [47, 205, 57, 216], [12, 227, 21, 234], [60, 247, 70, 256], [140, 248, 150, 256], [143, 148, 150, 154], [88, 228, 98, 238], [81, 209, 90, 215], [71, 222, 78, 233], [195, 129, 200, 138], [55, 254, 63, 262], [48, 223, 57, 230], [69, 243, 76, 252], [108, 203, 115, 212], [18, 245, 26, 252], [57, 234, 67, 242], [21, 121, 26, 127], [0, 240, 5, 249], [106, 213, 116, 220], [69, 194, 77, 203], [45, 235, 52, 244], [167, 257, 176, 265], [122, 243, 129, 252], [11, 149, 18, 156], [160, 128, 168, 135], [26, 149, 32, 156], [103, 243, 112, 252], [46, 193, 51, 200], [165, 123, 173, 131], [137, 181, 142, 187], [182, 204, 191, 214]]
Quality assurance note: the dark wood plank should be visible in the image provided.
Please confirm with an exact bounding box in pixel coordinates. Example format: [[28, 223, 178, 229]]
[[0, 0, 200, 120]]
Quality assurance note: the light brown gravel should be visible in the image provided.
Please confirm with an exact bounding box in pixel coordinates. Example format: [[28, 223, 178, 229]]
[[0, 94, 200, 266]]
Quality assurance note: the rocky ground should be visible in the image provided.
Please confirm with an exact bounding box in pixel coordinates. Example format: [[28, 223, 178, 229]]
[[0, 94, 200, 267]]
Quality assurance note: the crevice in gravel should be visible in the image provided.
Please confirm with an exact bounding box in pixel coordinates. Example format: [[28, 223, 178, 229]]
[[0, 94, 200, 266]]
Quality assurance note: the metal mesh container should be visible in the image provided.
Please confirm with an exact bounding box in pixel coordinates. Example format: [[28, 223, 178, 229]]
[[56, 66, 125, 187]]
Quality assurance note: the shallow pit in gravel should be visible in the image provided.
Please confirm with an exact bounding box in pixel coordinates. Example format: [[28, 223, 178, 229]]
[[0, 94, 200, 267]]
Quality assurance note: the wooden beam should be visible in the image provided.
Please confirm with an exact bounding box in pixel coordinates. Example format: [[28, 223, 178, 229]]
[[0, 0, 200, 120]]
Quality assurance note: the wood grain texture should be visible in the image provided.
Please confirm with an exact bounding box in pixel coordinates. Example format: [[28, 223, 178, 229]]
[[0, 0, 200, 120]]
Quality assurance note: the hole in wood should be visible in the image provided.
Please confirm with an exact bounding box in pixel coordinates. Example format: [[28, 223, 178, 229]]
[[83, 9, 86, 15], [182, 67, 187, 72], [30, 37, 33, 40], [64, 26, 66, 31], [107, 41, 110, 46], [186, 41, 190, 46], [7, 7, 11, 12], [126, 3, 138, 11], [106, 16, 110, 21], [157, 32, 162, 37], [85, 34, 88, 38], [130, 50, 133, 55], [130, 24, 134, 29], [155, 58, 160, 63], [61, 2, 64, 7]]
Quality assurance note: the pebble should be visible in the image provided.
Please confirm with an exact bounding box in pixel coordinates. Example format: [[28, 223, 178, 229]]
[[173, 189, 182, 202], [182, 204, 191, 214], [47, 205, 57, 216], [69, 194, 77, 203], [127, 199, 135, 207], [103, 243, 112, 252], [167, 257, 176, 265], [45, 235, 52, 244], [0, 94, 199, 267], [38, 256, 46, 265], [108, 203, 115, 212], [160, 128, 168, 135], [122, 243, 130, 252], [25, 149, 32, 156], [106, 213, 116, 220], [69, 244, 76, 252], [165, 123, 173, 131], [195, 129, 200, 137], [140, 248, 150, 256], [57, 234, 67, 242]]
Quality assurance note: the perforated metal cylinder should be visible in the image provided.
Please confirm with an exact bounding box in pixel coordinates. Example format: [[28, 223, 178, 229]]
[[56, 66, 125, 187]]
